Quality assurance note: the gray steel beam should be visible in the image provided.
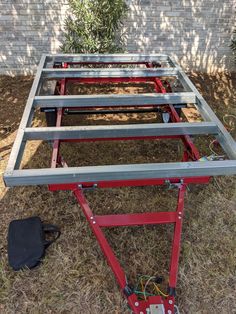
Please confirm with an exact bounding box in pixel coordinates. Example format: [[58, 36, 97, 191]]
[[34, 92, 196, 108], [24, 122, 219, 141], [4, 54, 236, 188], [4, 160, 236, 186], [45, 53, 169, 65], [169, 56, 236, 159], [41, 67, 178, 79], [5, 54, 46, 173]]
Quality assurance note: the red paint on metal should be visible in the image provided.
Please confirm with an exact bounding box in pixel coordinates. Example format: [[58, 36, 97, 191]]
[[51, 62, 68, 168], [48, 176, 210, 191], [47, 60, 210, 313], [96, 211, 177, 227], [169, 185, 186, 289], [72, 184, 185, 313]]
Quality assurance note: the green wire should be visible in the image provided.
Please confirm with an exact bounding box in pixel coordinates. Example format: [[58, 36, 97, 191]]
[[134, 290, 155, 297]]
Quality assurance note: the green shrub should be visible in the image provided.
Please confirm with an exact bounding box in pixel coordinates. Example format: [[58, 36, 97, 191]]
[[61, 0, 128, 53]]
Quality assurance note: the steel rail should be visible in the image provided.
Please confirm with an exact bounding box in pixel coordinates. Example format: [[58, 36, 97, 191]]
[[24, 122, 218, 141], [33, 92, 196, 108], [41, 67, 178, 78], [4, 160, 236, 186]]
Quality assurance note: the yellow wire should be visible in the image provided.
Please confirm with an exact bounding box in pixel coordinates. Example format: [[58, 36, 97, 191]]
[[153, 283, 169, 298], [140, 278, 144, 293], [140, 276, 169, 300]]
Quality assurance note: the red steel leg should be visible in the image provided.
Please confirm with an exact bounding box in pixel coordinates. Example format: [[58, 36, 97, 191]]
[[51, 77, 66, 168], [168, 185, 186, 297]]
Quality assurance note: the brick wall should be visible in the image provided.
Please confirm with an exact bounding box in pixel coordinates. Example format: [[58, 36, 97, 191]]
[[0, 0, 235, 74], [124, 0, 236, 72], [0, 0, 68, 75]]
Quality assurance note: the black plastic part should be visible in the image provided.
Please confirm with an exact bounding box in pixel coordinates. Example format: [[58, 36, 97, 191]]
[[152, 61, 162, 67], [53, 61, 62, 68], [123, 285, 134, 297], [174, 106, 182, 118], [45, 110, 57, 127], [168, 286, 176, 296], [40, 108, 56, 113], [40, 108, 57, 127], [64, 107, 162, 115]]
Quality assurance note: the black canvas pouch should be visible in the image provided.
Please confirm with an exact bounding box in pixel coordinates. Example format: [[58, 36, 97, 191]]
[[7, 216, 60, 271]]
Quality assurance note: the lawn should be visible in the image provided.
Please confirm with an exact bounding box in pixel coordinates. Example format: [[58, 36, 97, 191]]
[[0, 72, 235, 313]]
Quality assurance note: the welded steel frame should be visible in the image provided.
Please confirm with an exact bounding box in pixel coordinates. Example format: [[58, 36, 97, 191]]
[[3, 53, 236, 186], [4, 54, 236, 314]]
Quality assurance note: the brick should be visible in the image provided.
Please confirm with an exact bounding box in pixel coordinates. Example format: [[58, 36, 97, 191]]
[[0, 0, 235, 74]]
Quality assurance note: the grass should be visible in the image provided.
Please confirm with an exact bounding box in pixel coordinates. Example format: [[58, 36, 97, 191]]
[[0, 72, 236, 313]]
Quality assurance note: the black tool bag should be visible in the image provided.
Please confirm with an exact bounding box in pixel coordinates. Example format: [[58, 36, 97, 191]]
[[7, 216, 61, 271]]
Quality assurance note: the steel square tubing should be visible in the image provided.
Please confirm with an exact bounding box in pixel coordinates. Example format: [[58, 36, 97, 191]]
[[24, 122, 218, 141], [41, 67, 178, 79], [95, 212, 177, 227], [45, 53, 169, 64], [168, 57, 236, 159], [5, 54, 46, 173], [33, 92, 196, 108], [4, 160, 236, 186]]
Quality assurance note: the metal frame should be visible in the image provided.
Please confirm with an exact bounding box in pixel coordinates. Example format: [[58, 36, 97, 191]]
[[3, 53, 236, 186], [71, 184, 186, 314], [4, 54, 236, 314]]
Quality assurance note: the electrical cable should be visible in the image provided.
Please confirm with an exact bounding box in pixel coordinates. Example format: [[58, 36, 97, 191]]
[[153, 283, 169, 298], [142, 276, 169, 300], [209, 139, 219, 156], [174, 304, 180, 314], [143, 276, 156, 300], [208, 114, 235, 157]]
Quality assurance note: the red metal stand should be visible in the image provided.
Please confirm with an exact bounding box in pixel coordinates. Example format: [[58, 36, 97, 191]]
[[48, 61, 210, 313]]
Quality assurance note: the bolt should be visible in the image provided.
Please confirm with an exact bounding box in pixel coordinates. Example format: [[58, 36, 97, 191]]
[[135, 302, 139, 307], [178, 216, 181, 219], [90, 216, 94, 220], [169, 300, 173, 304], [168, 311, 172, 314], [92, 221, 96, 224], [178, 212, 181, 215], [140, 312, 144, 314]]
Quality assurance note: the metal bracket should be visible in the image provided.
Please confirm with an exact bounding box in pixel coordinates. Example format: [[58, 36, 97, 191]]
[[162, 112, 170, 123], [146, 304, 165, 314], [40, 108, 56, 113], [165, 179, 184, 190], [78, 183, 98, 191], [199, 155, 225, 161], [123, 285, 134, 297]]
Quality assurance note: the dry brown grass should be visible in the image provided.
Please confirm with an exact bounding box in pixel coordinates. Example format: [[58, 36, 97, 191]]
[[0, 72, 236, 314]]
